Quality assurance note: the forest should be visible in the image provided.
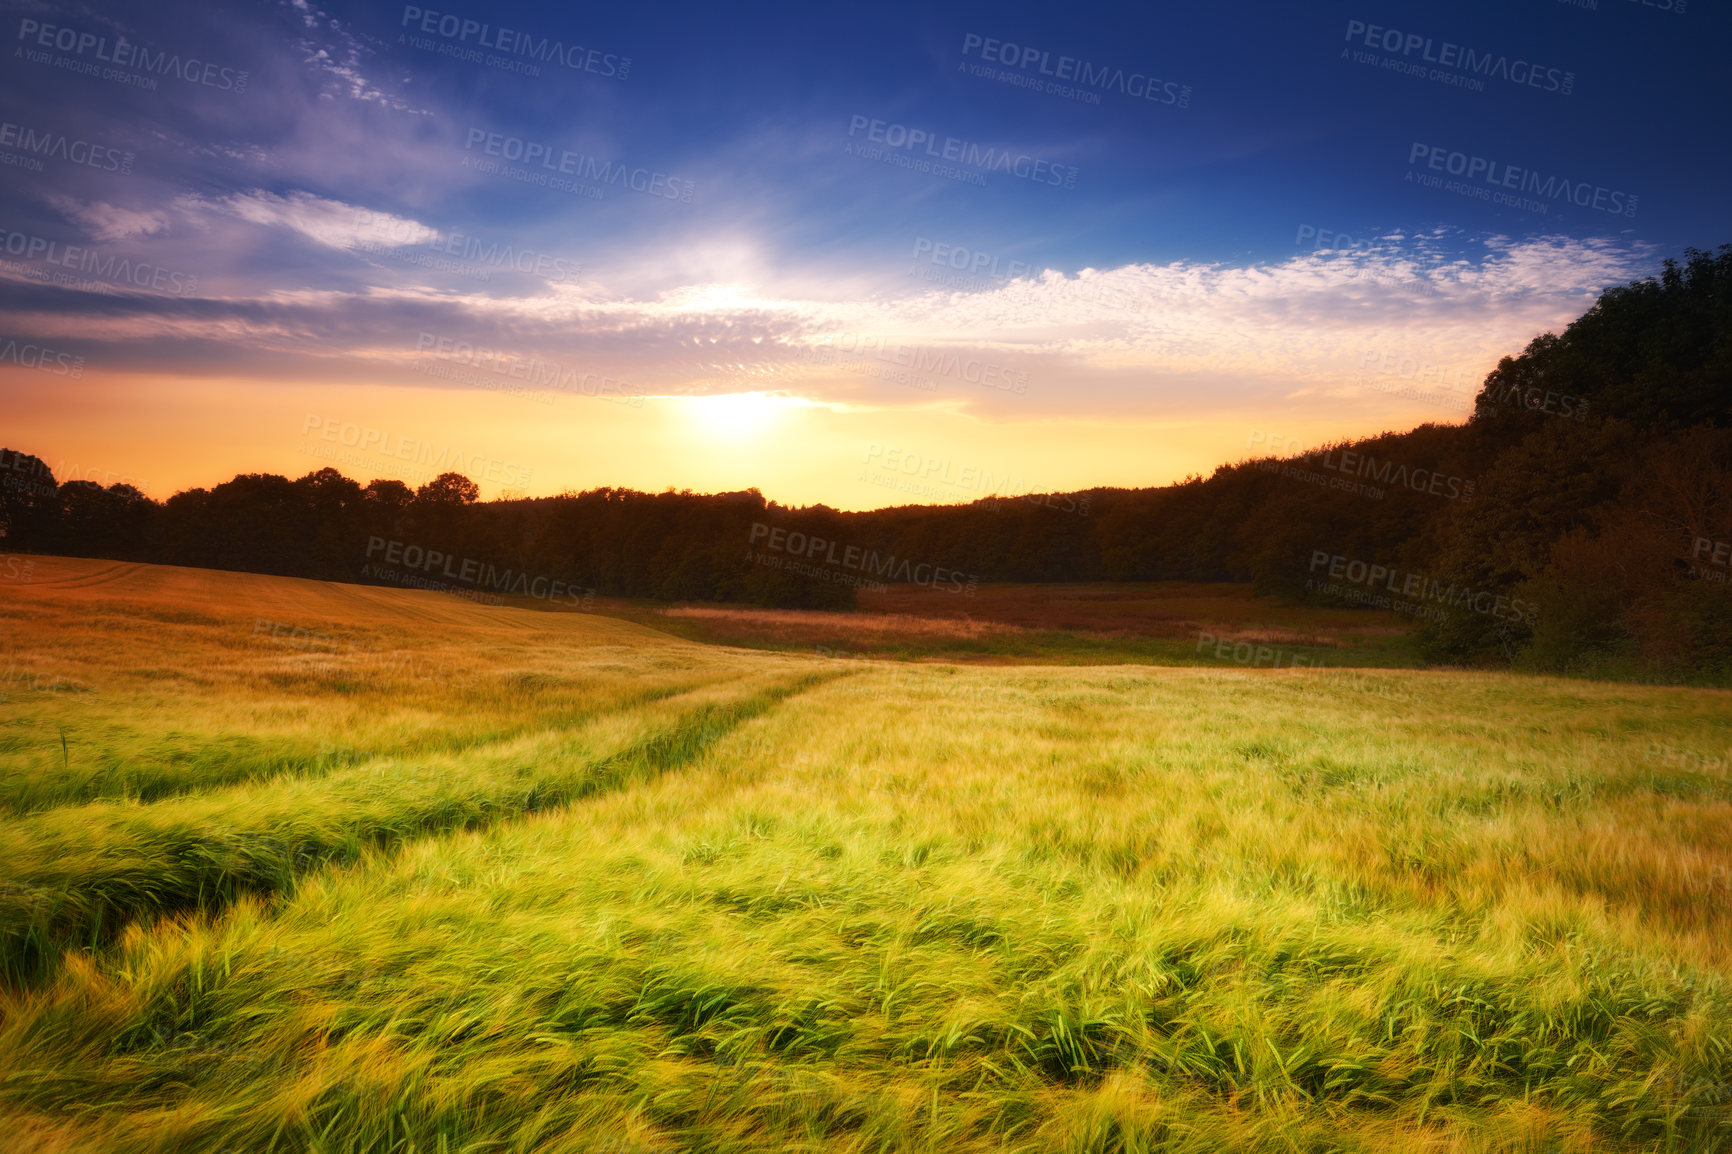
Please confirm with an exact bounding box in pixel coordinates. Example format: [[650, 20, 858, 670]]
[[6, 246, 1730, 678]]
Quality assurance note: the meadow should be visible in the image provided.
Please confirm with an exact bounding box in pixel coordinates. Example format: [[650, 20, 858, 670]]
[[2, 556, 1731, 1152], [603, 582, 1422, 668]]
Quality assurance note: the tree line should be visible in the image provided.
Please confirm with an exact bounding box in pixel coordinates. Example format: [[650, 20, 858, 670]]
[[4, 246, 1729, 678]]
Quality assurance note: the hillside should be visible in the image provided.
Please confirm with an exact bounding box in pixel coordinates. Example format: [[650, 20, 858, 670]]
[[4, 245, 1730, 679], [1, 556, 1730, 1150]]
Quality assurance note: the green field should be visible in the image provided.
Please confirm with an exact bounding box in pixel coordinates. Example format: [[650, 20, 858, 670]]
[[2, 557, 1731, 1153]]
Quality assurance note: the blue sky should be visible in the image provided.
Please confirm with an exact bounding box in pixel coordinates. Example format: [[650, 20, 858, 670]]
[[2, 0, 1726, 504]]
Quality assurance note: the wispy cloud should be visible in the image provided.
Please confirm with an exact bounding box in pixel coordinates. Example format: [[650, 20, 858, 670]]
[[0, 187, 1650, 420], [45, 197, 172, 242]]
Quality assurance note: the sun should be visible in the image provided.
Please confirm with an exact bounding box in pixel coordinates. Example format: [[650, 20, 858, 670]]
[[681, 392, 807, 439]]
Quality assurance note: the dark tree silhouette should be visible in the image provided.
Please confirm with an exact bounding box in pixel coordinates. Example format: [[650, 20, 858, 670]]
[[5, 245, 1730, 673], [0, 449, 56, 547], [417, 473, 480, 505]]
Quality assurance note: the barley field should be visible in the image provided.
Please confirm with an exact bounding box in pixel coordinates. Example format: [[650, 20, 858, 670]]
[[2, 557, 1730, 1152], [607, 583, 1421, 667]]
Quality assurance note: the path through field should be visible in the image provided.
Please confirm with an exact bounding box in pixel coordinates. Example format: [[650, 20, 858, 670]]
[[1, 557, 1729, 1152]]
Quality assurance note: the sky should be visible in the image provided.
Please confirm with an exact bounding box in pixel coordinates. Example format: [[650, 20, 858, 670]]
[[1, 0, 1727, 509]]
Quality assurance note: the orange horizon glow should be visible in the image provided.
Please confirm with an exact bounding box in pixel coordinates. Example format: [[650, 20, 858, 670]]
[[2, 235, 1638, 510], [3, 369, 1474, 510]]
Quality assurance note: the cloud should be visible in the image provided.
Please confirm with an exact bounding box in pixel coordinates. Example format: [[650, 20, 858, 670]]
[[46, 197, 172, 242], [280, 0, 418, 110], [0, 200, 1653, 422], [194, 189, 433, 251]]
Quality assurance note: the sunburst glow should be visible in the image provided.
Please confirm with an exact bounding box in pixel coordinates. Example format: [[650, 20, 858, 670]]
[[680, 392, 813, 439]]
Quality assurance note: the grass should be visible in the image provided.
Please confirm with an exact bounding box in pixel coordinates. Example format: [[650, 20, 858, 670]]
[[1, 557, 1730, 1152], [593, 581, 1424, 667]]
